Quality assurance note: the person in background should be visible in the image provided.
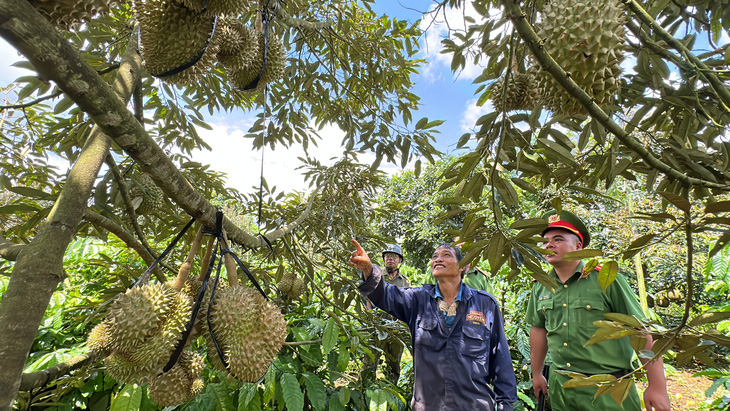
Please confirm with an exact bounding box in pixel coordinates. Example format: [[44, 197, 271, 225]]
[[350, 239, 517, 410], [362, 244, 410, 384], [526, 210, 670, 411]]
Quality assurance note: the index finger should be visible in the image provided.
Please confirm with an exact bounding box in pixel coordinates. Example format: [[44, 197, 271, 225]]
[[350, 239, 364, 253]]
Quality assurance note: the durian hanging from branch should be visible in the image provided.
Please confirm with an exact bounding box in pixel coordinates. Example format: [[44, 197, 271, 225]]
[[534, 0, 626, 115], [490, 70, 538, 112], [28, 0, 125, 30]]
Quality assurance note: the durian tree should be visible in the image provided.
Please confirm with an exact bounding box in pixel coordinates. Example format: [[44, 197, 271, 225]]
[[0, 0, 442, 405], [433, 0, 730, 401]]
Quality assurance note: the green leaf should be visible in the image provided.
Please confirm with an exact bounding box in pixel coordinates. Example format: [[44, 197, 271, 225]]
[[338, 387, 351, 406], [562, 249, 603, 261], [688, 311, 730, 327], [658, 191, 691, 213], [603, 313, 643, 328], [238, 383, 258, 409], [7, 186, 56, 200], [705, 201, 730, 214], [367, 388, 388, 411], [302, 372, 327, 411], [322, 318, 338, 355], [598, 261, 618, 292], [110, 384, 142, 411], [281, 373, 304, 411], [0, 204, 41, 213], [563, 373, 617, 389], [207, 383, 235, 411]]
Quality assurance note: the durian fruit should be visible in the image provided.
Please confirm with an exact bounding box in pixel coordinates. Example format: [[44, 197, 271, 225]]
[[149, 350, 205, 407], [106, 283, 178, 351], [490, 72, 538, 112], [87, 320, 114, 357], [535, 0, 626, 115], [287, 277, 305, 299], [28, 0, 123, 30], [278, 272, 296, 294], [217, 19, 260, 72], [206, 285, 286, 382], [136, 0, 220, 85], [228, 31, 287, 91], [130, 174, 164, 215], [101, 283, 193, 384], [172, 0, 257, 16]]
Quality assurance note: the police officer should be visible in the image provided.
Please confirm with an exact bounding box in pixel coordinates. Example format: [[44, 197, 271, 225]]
[[363, 244, 411, 384], [526, 210, 670, 411], [350, 239, 517, 410]]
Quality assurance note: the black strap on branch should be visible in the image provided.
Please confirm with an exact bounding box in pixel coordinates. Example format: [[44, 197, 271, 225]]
[[133, 216, 196, 288], [162, 233, 221, 373]]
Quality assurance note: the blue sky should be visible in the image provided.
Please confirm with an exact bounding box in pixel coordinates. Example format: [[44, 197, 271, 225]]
[[0, 2, 489, 193]]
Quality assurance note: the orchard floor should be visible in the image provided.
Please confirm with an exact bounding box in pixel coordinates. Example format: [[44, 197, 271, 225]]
[[637, 365, 726, 410]]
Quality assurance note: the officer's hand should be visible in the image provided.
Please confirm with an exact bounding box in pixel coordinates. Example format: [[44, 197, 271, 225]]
[[532, 374, 548, 399], [349, 239, 373, 278], [643, 384, 670, 411]]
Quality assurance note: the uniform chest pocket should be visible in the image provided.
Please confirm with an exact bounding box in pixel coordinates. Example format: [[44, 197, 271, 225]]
[[572, 298, 606, 330], [461, 325, 488, 359], [415, 317, 441, 350], [538, 299, 560, 331]]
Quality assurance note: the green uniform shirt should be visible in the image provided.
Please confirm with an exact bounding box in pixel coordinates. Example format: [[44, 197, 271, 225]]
[[384, 270, 410, 288], [423, 268, 493, 294], [525, 261, 645, 374]]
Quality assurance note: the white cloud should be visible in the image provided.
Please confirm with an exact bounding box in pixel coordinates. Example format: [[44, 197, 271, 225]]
[[418, 2, 506, 82], [460, 97, 492, 132]]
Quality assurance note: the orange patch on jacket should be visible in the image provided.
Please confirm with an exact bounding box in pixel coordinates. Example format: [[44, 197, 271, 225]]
[[466, 310, 486, 325]]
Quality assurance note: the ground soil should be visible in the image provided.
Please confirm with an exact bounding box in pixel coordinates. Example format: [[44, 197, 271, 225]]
[[637, 365, 726, 410]]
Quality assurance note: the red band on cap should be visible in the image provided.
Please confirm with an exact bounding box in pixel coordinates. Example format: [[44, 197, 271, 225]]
[[546, 221, 584, 244]]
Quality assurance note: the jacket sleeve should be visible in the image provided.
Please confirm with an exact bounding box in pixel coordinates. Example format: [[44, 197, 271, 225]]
[[358, 265, 420, 325], [489, 301, 518, 410]]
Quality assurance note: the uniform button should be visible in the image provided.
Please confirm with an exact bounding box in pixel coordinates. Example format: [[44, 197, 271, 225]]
[[566, 363, 571, 367], [563, 342, 568, 347], [563, 284, 568, 288], [563, 322, 567, 327], [563, 303, 567, 307], [586, 305, 591, 309]]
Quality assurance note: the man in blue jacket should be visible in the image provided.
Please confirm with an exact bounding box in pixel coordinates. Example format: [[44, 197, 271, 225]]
[[350, 239, 517, 411]]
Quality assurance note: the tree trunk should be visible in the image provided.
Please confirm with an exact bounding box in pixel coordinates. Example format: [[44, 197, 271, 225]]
[[0, 2, 143, 405]]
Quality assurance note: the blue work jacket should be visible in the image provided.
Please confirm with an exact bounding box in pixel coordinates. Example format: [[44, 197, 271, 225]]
[[359, 266, 517, 411]]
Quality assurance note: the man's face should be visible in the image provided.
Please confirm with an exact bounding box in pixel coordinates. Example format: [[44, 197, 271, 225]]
[[383, 252, 401, 269], [542, 229, 583, 264], [431, 246, 461, 278]]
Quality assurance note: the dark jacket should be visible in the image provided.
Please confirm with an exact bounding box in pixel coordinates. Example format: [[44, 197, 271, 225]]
[[359, 266, 517, 411]]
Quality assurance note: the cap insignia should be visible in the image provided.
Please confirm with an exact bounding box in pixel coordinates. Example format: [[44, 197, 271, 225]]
[[549, 214, 561, 223]]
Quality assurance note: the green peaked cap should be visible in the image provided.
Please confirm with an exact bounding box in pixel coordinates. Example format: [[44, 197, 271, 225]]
[[541, 210, 591, 247]]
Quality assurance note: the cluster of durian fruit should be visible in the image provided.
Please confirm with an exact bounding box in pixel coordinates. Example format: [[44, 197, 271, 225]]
[[27, 0, 287, 91], [490, 0, 626, 116], [136, 0, 287, 89], [278, 271, 305, 299], [87, 227, 287, 407]]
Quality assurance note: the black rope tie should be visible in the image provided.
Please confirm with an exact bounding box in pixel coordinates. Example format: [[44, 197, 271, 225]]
[[133, 217, 196, 288]]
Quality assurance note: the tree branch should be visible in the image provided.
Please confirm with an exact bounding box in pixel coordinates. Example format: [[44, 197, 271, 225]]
[[19, 352, 97, 392], [0, 236, 24, 263], [501, 0, 730, 191], [622, 0, 730, 114], [82, 210, 166, 282]]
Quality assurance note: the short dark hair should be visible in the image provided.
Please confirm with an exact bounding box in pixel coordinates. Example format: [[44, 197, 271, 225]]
[[435, 243, 462, 262]]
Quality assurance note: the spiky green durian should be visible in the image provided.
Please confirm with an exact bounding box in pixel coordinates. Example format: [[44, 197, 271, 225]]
[[207, 285, 286, 382], [107, 283, 178, 351], [87, 320, 114, 357], [286, 277, 305, 299], [130, 174, 164, 215], [490, 72, 538, 112], [148, 351, 205, 406], [136, 0, 220, 85], [535, 0, 626, 115], [217, 20, 260, 72], [28, 0, 123, 30], [172, 0, 257, 16], [278, 272, 296, 294], [228, 31, 286, 91]]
